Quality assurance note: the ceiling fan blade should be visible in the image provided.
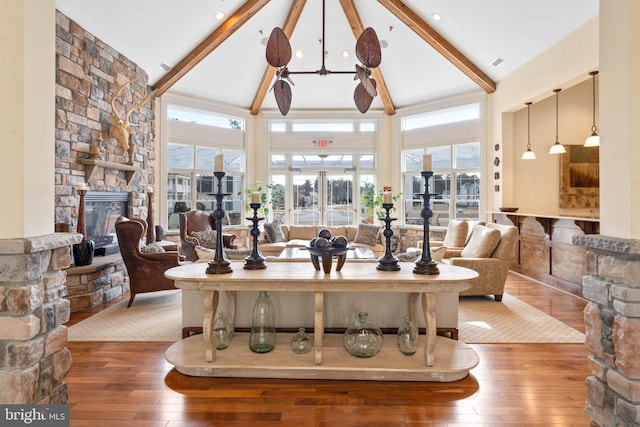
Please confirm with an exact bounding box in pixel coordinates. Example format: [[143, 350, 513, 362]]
[[266, 27, 292, 68], [363, 76, 377, 98], [354, 81, 374, 113], [356, 27, 382, 69], [355, 64, 367, 83], [274, 80, 292, 116]]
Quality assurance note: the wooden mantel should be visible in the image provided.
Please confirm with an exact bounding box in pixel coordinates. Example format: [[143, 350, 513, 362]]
[[77, 158, 141, 185]]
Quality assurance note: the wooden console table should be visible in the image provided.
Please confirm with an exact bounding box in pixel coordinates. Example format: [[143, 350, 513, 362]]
[[165, 261, 479, 382]]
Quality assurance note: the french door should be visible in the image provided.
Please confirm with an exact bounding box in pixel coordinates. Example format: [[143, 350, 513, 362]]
[[291, 171, 355, 226]]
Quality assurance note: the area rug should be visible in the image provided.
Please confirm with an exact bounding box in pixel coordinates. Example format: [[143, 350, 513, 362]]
[[458, 293, 584, 343], [67, 291, 584, 344]]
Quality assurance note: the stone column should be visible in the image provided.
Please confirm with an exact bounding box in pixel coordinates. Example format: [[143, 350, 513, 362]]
[[0, 233, 80, 403], [575, 235, 640, 426]]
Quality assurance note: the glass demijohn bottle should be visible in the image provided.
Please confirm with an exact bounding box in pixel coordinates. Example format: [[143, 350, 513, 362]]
[[343, 312, 384, 358], [397, 316, 418, 355], [290, 327, 313, 354], [249, 291, 276, 353], [212, 311, 232, 350]]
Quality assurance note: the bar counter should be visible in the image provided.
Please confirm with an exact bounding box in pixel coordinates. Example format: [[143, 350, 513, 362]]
[[490, 211, 600, 297]]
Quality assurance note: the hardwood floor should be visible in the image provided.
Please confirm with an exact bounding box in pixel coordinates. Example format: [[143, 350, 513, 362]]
[[64, 272, 590, 426]]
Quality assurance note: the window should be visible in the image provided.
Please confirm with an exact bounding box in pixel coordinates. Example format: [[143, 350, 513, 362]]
[[168, 105, 244, 130], [167, 143, 244, 231], [401, 100, 483, 225]]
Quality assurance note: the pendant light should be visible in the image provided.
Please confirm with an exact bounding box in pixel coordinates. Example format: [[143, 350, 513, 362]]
[[521, 102, 536, 160], [549, 89, 566, 154], [584, 71, 600, 147]]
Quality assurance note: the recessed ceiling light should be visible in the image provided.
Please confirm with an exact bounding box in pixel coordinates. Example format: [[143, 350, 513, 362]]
[[215, 11, 225, 20], [159, 62, 171, 71], [380, 40, 388, 49], [432, 13, 442, 21], [261, 37, 268, 46], [341, 50, 350, 58], [296, 50, 304, 59], [491, 58, 504, 67]]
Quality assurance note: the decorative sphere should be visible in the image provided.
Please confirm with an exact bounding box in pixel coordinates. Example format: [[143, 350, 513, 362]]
[[318, 228, 332, 240], [331, 235, 348, 248], [314, 237, 332, 248], [309, 237, 319, 248]]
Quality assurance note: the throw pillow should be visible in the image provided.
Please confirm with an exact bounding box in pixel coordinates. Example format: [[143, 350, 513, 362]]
[[442, 220, 469, 248], [461, 225, 501, 258], [195, 245, 215, 262], [190, 230, 217, 249], [353, 223, 381, 246], [263, 221, 287, 243], [140, 243, 165, 254], [397, 250, 421, 262], [430, 246, 447, 261]]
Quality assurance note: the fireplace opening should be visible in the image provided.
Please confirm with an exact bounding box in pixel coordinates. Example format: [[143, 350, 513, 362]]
[[85, 191, 129, 256]]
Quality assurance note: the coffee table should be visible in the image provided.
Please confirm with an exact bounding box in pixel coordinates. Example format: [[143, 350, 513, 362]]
[[278, 247, 376, 260]]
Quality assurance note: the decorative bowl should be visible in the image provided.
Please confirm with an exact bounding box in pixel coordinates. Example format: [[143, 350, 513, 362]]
[[499, 207, 519, 213], [305, 246, 350, 273]]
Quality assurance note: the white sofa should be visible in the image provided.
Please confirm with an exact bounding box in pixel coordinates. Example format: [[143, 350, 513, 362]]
[[182, 258, 460, 339], [258, 224, 385, 257]]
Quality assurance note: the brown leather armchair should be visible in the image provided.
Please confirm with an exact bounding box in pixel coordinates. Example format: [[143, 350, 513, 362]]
[[179, 211, 237, 262], [115, 217, 183, 307]]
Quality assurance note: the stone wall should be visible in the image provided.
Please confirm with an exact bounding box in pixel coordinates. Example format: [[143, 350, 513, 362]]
[[0, 233, 81, 404], [65, 254, 128, 312], [575, 235, 640, 427], [54, 10, 155, 229]]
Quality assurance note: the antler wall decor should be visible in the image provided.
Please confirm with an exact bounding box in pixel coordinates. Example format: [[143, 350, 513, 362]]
[[109, 78, 152, 163], [266, 0, 381, 115]]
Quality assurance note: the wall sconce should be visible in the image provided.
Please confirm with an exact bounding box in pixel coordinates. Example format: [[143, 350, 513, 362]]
[[521, 102, 536, 160], [584, 71, 600, 147], [549, 89, 566, 154]]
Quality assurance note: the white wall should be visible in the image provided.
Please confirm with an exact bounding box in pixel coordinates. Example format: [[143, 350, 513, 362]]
[[0, 0, 56, 238], [489, 17, 599, 216]]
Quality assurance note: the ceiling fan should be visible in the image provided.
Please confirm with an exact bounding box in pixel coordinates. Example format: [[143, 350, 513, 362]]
[[265, 0, 382, 115]]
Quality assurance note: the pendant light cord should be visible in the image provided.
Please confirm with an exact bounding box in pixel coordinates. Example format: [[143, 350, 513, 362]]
[[554, 88, 561, 143], [526, 102, 532, 150], [590, 71, 598, 133]]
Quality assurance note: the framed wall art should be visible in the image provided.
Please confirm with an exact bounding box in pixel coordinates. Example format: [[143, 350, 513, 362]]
[[559, 145, 599, 208]]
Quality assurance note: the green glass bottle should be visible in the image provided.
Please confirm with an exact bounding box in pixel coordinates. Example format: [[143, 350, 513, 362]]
[[249, 291, 276, 353]]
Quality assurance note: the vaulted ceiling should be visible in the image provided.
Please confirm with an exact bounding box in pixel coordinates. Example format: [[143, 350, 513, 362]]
[[55, 0, 598, 115]]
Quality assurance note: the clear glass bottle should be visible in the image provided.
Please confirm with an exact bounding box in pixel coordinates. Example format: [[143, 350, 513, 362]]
[[397, 316, 418, 355], [212, 311, 232, 350], [290, 327, 313, 354], [343, 312, 384, 358], [249, 291, 276, 353]]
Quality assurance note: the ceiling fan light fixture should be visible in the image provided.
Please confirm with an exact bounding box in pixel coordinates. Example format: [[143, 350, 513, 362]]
[[341, 50, 350, 58], [295, 50, 304, 59], [585, 70, 600, 147]]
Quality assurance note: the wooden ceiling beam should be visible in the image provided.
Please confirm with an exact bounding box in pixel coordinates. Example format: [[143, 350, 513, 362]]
[[152, 0, 271, 97], [340, 0, 395, 115], [377, 0, 496, 94], [250, 0, 306, 115]]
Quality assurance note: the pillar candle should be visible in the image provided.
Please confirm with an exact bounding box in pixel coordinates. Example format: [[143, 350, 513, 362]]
[[77, 182, 87, 191], [383, 191, 392, 204], [214, 154, 224, 172], [251, 192, 260, 204], [147, 186, 153, 194], [423, 153, 432, 171]]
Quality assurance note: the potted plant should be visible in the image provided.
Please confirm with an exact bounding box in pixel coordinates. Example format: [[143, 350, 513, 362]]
[[239, 181, 284, 220], [361, 183, 402, 222]]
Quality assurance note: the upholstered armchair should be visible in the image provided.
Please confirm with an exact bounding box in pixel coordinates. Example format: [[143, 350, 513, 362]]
[[419, 219, 486, 258], [444, 223, 518, 302], [115, 217, 183, 307], [179, 211, 237, 262]]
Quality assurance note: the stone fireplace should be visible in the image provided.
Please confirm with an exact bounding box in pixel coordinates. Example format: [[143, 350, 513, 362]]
[[54, 11, 156, 311], [85, 191, 129, 256]]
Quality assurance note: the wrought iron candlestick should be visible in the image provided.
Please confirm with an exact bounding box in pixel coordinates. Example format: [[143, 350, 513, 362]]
[[145, 190, 155, 243], [206, 171, 233, 274], [244, 203, 267, 270], [376, 203, 400, 271], [72, 188, 94, 266], [413, 171, 440, 275]]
